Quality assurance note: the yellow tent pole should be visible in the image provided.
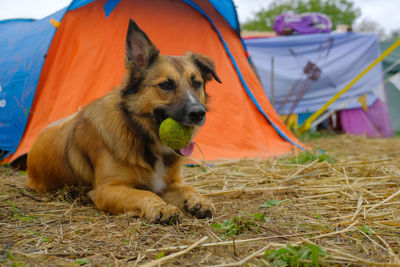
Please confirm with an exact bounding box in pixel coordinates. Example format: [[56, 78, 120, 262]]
[[298, 38, 400, 134]]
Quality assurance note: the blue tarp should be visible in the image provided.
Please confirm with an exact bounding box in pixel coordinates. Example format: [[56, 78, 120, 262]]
[[0, 9, 66, 157], [244, 33, 384, 115]]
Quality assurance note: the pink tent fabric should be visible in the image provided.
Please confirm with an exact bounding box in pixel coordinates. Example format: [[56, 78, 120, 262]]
[[340, 99, 393, 137]]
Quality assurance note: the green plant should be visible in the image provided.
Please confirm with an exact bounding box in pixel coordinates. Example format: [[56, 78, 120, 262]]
[[358, 225, 373, 235], [75, 259, 89, 266], [18, 170, 28, 176], [248, 212, 269, 222], [156, 251, 165, 259], [299, 131, 335, 141], [4, 201, 38, 222], [211, 214, 266, 237], [288, 150, 335, 164], [260, 199, 288, 208], [264, 243, 327, 267], [32, 232, 50, 243]]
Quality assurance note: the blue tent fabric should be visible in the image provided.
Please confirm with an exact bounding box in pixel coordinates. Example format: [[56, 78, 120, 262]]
[[244, 33, 384, 115], [207, 0, 240, 33], [0, 9, 66, 157]]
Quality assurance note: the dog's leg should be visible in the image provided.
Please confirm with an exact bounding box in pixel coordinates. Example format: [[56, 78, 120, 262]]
[[92, 152, 181, 224], [161, 181, 214, 219], [92, 184, 181, 224]]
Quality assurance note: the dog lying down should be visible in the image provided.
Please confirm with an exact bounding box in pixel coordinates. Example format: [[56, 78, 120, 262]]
[[26, 19, 221, 224]]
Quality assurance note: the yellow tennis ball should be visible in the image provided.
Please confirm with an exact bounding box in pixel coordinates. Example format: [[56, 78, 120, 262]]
[[159, 118, 194, 149]]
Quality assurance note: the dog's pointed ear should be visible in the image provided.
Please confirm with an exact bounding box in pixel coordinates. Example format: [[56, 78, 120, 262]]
[[125, 19, 159, 71], [191, 53, 222, 83]]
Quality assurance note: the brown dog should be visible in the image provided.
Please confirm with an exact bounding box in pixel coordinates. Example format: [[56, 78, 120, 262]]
[[26, 19, 221, 224]]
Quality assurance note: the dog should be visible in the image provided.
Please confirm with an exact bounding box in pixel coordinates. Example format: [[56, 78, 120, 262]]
[[26, 19, 221, 224]]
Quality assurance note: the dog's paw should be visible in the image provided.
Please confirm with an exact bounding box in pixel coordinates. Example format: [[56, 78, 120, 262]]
[[184, 195, 214, 219], [144, 204, 182, 225]]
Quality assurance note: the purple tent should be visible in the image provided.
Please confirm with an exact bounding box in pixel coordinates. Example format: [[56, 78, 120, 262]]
[[340, 99, 393, 137], [273, 12, 332, 35]]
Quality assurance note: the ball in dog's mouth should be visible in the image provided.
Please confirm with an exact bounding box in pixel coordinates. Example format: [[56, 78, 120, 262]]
[[159, 117, 195, 156]]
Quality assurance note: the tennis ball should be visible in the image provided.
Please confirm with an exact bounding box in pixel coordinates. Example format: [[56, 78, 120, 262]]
[[159, 118, 194, 150]]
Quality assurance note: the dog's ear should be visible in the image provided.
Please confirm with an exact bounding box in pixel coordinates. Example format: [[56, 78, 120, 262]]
[[125, 19, 159, 71], [191, 53, 222, 83]]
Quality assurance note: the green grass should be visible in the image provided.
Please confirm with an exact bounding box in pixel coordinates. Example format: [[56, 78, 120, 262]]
[[32, 231, 50, 243], [298, 130, 336, 142], [260, 199, 288, 208], [358, 225, 373, 235], [3, 201, 38, 222], [155, 251, 165, 259], [211, 213, 267, 238], [287, 150, 335, 164], [75, 259, 90, 266], [264, 243, 327, 267]]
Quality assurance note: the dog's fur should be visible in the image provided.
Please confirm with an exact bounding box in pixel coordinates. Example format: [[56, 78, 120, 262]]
[[26, 19, 221, 224]]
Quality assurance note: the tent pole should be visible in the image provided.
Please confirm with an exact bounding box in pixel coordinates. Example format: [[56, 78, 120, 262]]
[[298, 38, 400, 134]]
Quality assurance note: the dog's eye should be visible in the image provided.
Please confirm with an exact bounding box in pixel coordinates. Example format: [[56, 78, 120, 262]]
[[158, 80, 175, 91], [192, 79, 202, 89]]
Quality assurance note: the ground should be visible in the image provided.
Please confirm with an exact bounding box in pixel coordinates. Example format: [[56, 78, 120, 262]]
[[1, 134, 400, 266]]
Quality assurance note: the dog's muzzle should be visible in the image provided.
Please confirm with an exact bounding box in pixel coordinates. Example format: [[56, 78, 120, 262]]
[[186, 104, 206, 126]]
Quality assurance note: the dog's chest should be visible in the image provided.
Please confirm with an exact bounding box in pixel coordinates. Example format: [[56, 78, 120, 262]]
[[151, 159, 167, 194]]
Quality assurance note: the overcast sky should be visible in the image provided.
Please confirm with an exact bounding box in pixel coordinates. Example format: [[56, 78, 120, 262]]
[[0, 0, 398, 33]]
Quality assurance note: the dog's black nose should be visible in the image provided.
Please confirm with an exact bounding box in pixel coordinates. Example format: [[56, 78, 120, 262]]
[[188, 105, 206, 124]]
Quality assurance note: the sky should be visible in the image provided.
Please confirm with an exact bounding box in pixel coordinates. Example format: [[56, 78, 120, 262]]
[[0, 0, 398, 33]]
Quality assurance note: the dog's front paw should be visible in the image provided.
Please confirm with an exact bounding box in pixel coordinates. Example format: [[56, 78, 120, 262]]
[[144, 204, 182, 225], [184, 195, 214, 219]]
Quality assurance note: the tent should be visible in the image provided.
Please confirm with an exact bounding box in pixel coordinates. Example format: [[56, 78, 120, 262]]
[[0, 0, 303, 163], [244, 33, 393, 137]]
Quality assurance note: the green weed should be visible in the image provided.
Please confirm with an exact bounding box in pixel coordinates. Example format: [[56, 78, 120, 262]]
[[211, 213, 266, 237], [358, 225, 373, 235], [299, 131, 335, 141], [264, 243, 327, 267], [1, 252, 29, 267], [260, 199, 288, 208], [155, 251, 165, 259], [288, 150, 335, 164], [3, 201, 38, 222], [75, 259, 89, 266], [32, 231, 50, 243]]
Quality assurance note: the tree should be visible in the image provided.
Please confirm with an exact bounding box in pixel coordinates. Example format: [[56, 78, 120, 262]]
[[353, 18, 386, 40], [242, 0, 361, 32], [387, 28, 400, 41]]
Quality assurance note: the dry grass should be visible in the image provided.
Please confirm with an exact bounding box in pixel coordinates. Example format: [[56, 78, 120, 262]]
[[1, 134, 400, 266]]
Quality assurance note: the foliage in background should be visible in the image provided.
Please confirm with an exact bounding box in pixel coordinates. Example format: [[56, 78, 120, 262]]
[[353, 18, 386, 40], [242, 0, 361, 32]]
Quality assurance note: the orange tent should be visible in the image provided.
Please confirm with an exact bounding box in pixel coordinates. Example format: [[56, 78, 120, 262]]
[[4, 0, 303, 162]]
